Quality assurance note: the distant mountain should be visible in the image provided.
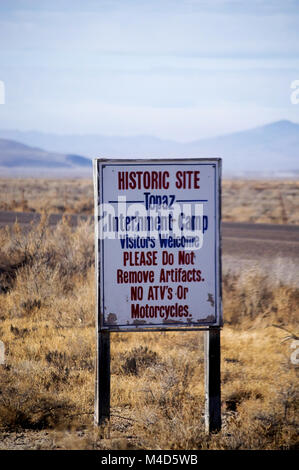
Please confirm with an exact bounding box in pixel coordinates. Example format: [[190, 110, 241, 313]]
[[0, 120, 298, 176], [0, 138, 91, 176], [0, 131, 180, 160], [183, 120, 299, 175], [66, 154, 92, 166]]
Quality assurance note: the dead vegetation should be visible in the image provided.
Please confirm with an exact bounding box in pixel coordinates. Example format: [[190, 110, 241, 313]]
[[0, 178, 93, 215], [1, 178, 299, 225], [0, 217, 298, 450], [222, 179, 299, 225]]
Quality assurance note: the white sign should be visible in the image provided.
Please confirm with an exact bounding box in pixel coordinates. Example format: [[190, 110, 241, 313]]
[[94, 158, 222, 330]]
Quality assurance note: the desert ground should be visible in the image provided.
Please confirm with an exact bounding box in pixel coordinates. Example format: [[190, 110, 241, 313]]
[[0, 178, 298, 450]]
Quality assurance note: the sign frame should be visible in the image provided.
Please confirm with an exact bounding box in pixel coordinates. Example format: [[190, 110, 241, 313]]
[[94, 157, 222, 333]]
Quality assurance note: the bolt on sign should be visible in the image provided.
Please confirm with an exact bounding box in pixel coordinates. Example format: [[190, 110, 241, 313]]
[[94, 158, 222, 331]]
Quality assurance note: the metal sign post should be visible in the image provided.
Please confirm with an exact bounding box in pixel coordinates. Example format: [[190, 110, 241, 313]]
[[95, 330, 110, 426], [204, 327, 221, 433], [93, 158, 222, 431]]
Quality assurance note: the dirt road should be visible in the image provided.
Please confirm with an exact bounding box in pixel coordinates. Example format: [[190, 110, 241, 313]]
[[222, 221, 299, 260]]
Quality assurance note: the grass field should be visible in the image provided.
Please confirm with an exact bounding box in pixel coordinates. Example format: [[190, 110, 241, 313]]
[[0, 178, 299, 225], [0, 213, 298, 449]]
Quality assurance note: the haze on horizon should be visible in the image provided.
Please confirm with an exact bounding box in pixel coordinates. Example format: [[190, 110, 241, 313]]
[[0, 0, 299, 142]]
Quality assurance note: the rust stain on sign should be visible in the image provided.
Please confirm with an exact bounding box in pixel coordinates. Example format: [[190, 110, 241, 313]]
[[132, 319, 147, 325], [162, 319, 186, 324], [198, 314, 215, 323], [207, 293, 215, 307], [107, 313, 117, 325]]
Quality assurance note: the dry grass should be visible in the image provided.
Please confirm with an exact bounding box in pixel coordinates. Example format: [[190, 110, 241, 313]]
[[1, 178, 299, 224], [0, 178, 93, 215], [222, 179, 299, 225], [0, 218, 298, 450]]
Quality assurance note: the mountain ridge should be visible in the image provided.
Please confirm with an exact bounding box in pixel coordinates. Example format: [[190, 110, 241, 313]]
[[0, 120, 298, 176]]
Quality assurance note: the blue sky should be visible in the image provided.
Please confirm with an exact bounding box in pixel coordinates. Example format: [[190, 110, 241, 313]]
[[0, 0, 299, 141]]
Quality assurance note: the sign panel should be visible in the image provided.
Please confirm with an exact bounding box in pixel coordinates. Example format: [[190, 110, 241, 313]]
[[94, 158, 222, 331]]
